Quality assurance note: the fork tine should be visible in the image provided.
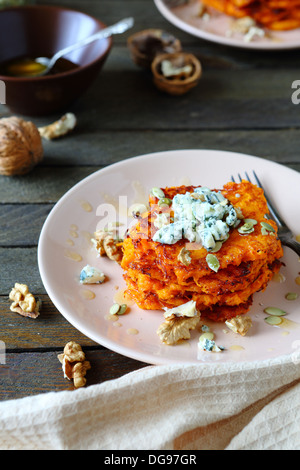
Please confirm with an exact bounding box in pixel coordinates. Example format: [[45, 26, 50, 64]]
[[231, 173, 250, 182], [251, 171, 285, 226], [235, 173, 251, 183], [252, 170, 263, 188]]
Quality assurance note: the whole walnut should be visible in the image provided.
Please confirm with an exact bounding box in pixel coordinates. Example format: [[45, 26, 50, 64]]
[[0, 116, 43, 176]]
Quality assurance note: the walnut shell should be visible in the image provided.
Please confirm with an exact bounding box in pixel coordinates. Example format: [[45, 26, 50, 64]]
[[127, 29, 182, 68], [151, 52, 202, 96], [0, 116, 43, 176]]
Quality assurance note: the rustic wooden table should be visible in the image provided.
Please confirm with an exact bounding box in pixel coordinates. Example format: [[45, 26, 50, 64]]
[[1, 0, 300, 401]]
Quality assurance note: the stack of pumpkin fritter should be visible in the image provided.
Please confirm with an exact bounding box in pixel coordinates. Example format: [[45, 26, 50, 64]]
[[121, 181, 283, 322]]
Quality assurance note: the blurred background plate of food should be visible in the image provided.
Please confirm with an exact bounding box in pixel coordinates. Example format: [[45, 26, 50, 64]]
[[0, 5, 112, 115]]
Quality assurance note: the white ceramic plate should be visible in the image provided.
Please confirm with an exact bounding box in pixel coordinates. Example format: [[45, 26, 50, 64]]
[[38, 149, 300, 365], [154, 0, 300, 50]]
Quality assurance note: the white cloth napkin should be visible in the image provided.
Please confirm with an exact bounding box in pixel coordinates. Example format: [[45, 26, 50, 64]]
[[0, 354, 300, 450]]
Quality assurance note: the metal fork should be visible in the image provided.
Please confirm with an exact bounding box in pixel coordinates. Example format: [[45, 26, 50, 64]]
[[231, 171, 300, 257]]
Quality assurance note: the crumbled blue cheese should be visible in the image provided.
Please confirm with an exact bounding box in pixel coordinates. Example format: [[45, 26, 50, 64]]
[[201, 324, 210, 332], [163, 300, 198, 319], [79, 265, 105, 284], [153, 186, 239, 251], [154, 220, 185, 245]]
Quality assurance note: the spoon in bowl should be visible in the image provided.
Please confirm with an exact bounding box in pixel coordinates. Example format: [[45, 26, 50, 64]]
[[34, 17, 134, 77]]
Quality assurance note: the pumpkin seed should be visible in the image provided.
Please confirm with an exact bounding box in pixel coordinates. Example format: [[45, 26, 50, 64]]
[[151, 187, 165, 199], [263, 306, 287, 316], [129, 203, 147, 217], [238, 222, 255, 234], [206, 253, 220, 272], [210, 241, 223, 253], [260, 221, 275, 233], [261, 227, 275, 236], [177, 247, 192, 266], [109, 303, 121, 315], [285, 292, 298, 301], [158, 197, 172, 207], [118, 304, 128, 315], [243, 218, 257, 225], [264, 316, 283, 326]]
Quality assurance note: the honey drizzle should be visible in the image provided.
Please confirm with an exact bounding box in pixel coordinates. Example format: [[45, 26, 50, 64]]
[[64, 250, 82, 262]]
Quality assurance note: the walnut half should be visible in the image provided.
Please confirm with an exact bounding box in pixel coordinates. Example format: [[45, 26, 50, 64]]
[[92, 230, 123, 264], [157, 311, 200, 345], [9, 283, 41, 319], [58, 341, 91, 389], [0, 116, 43, 176]]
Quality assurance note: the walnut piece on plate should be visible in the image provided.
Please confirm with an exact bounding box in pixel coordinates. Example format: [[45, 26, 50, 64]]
[[157, 311, 201, 345], [92, 229, 123, 264], [225, 315, 252, 336]]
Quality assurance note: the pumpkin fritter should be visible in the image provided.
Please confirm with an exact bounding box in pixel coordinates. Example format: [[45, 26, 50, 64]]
[[121, 181, 283, 322]]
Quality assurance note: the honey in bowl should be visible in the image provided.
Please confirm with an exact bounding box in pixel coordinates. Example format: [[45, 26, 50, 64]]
[[0, 56, 78, 77]]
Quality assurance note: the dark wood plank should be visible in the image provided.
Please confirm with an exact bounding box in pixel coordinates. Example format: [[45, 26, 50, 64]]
[[0, 248, 45, 295], [0, 204, 53, 246], [0, 295, 97, 349], [70, 67, 300, 130], [35, 129, 300, 168], [0, 350, 149, 401], [0, 166, 102, 203]]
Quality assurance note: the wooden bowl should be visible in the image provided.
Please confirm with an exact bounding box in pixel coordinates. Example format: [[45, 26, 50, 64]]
[[151, 52, 202, 95], [0, 5, 112, 116], [127, 29, 182, 69]]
